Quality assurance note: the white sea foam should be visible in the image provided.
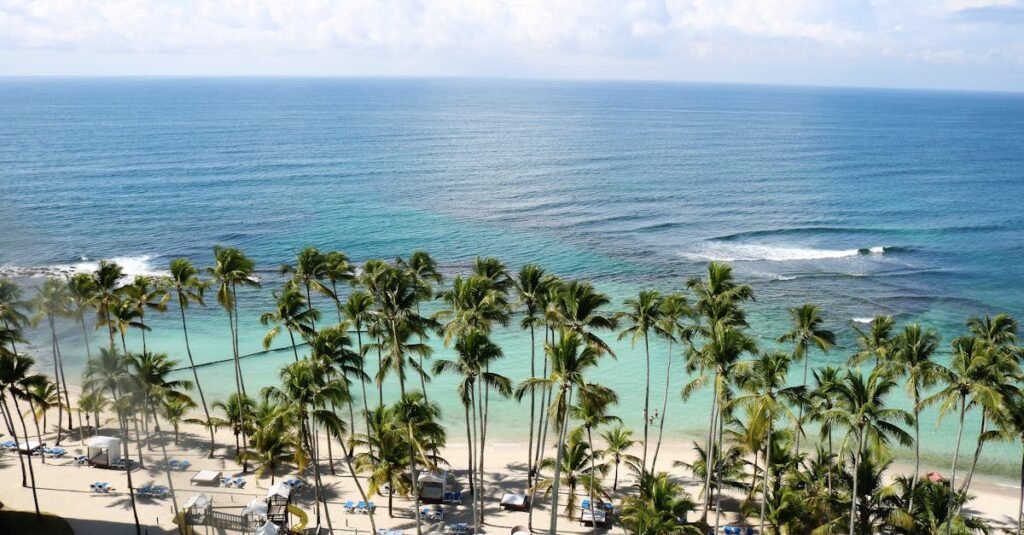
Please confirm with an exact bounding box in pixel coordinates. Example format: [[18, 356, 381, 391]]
[[682, 243, 890, 262], [0, 255, 168, 279], [852, 317, 874, 324]]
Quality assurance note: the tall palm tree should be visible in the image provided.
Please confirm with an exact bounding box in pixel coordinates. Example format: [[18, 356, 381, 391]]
[[263, 359, 348, 533], [823, 368, 912, 535], [547, 280, 617, 355], [24, 379, 62, 449], [778, 303, 835, 455], [167, 258, 216, 455], [888, 324, 941, 507], [435, 275, 510, 344], [600, 426, 639, 492], [308, 323, 367, 472], [370, 264, 434, 396], [433, 330, 512, 531], [238, 400, 299, 486], [0, 350, 47, 516], [212, 393, 256, 458], [394, 391, 446, 535], [515, 263, 549, 486], [127, 351, 193, 450], [0, 279, 31, 353], [399, 251, 443, 398], [342, 290, 375, 440], [260, 284, 319, 361], [983, 396, 1024, 534], [78, 387, 109, 438], [730, 350, 804, 535], [83, 348, 141, 534], [926, 335, 1016, 535], [161, 396, 197, 445], [281, 246, 333, 330], [67, 272, 98, 360], [849, 315, 896, 367], [89, 260, 127, 350], [123, 275, 168, 354], [808, 365, 844, 499], [208, 245, 259, 466], [517, 331, 604, 534], [30, 277, 74, 440], [323, 250, 354, 322], [651, 293, 690, 472], [354, 405, 413, 518], [572, 383, 619, 532], [617, 290, 664, 473], [534, 426, 608, 520]]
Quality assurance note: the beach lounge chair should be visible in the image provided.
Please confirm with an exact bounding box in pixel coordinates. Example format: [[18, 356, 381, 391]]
[[1, 440, 15, 449], [233, 477, 246, 488], [220, 477, 233, 487], [91, 482, 111, 493], [356, 501, 367, 514], [367, 502, 376, 513], [452, 490, 463, 503], [73, 455, 88, 464], [169, 460, 180, 469], [46, 447, 67, 457], [344, 501, 355, 513], [177, 460, 191, 471]]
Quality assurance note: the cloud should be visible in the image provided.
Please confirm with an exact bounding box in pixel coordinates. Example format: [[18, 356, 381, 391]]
[[0, 0, 1021, 89]]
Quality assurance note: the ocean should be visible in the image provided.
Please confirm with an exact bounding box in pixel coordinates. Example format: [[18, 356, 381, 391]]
[[2, 78, 1023, 477]]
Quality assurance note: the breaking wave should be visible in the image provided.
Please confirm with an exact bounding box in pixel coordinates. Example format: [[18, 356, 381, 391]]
[[0, 255, 168, 278], [681, 243, 901, 262]]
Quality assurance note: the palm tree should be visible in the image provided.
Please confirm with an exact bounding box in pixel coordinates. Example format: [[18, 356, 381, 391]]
[[354, 405, 413, 518], [778, 303, 835, 455], [399, 251, 443, 397], [161, 396, 197, 445], [0, 350, 46, 516], [239, 400, 298, 486], [24, 379, 62, 448], [83, 348, 141, 534], [534, 426, 608, 520], [308, 324, 366, 472], [729, 350, 804, 535], [0, 279, 31, 353], [260, 284, 319, 361], [67, 272, 98, 360], [323, 250, 355, 321], [167, 258, 216, 455], [30, 277, 74, 440], [394, 391, 446, 535], [281, 246, 333, 330], [208, 245, 259, 466], [616, 290, 664, 473], [90, 260, 126, 350], [78, 387, 109, 438], [432, 330, 512, 530], [823, 368, 912, 535], [102, 297, 145, 354], [371, 264, 434, 396], [127, 351, 193, 452], [599, 426, 638, 492], [926, 336, 1016, 534], [212, 393, 256, 458], [982, 395, 1024, 534], [515, 263, 549, 486], [123, 275, 168, 353], [886, 476, 992, 534], [621, 471, 701, 535], [888, 324, 941, 506], [517, 331, 604, 534], [808, 365, 843, 499], [263, 359, 347, 533], [546, 280, 618, 355], [572, 383, 619, 532], [849, 315, 896, 367], [435, 274, 510, 344], [652, 293, 690, 472], [342, 290, 375, 440]]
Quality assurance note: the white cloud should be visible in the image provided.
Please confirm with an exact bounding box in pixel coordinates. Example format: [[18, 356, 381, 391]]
[[0, 0, 1021, 89]]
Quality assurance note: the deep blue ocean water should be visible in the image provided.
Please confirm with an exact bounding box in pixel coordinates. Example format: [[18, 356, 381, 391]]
[[2, 78, 1023, 476]]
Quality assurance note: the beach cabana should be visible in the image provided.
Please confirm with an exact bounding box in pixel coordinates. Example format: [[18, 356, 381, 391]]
[[85, 436, 120, 467], [190, 469, 222, 486], [266, 482, 292, 526], [254, 522, 279, 535], [16, 439, 41, 454], [417, 471, 448, 504], [500, 493, 530, 512]]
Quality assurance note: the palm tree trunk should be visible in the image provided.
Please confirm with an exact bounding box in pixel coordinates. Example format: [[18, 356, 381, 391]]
[[700, 372, 720, 521], [410, 423, 423, 535], [945, 398, 966, 535], [480, 368, 491, 522], [642, 333, 651, 472], [960, 413, 987, 495], [47, 314, 67, 443], [795, 353, 808, 455], [338, 433, 376, 534], [613, 459, 619, 492], [1, 394, 30, 488], [759, 424, 772, 535], [549, 386, 573, 534], [29, 399, 45, 465], [178, 303, 215, 457], [527, 323, 536, 487], [355, 328, 373, 453], [747, 452, 758, 502], [651, 336, 673, 472], [586, 425, 598, 535], [1017, 439, 1024, 535], [529, 381, 553, 532], [910, 385, 920, 513], [152, 416, 181, 518], [713, 400, 725, 535], [465, 401, 478, 531], [850, 425, 866, 535], [10, 393, 42, 517]]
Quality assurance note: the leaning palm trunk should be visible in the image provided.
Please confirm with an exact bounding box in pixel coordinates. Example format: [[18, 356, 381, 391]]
[[910, 385, 921, 512], [46, 313, 70, 441], [795, 354, 809, 455], [700, 372, 720, 521], [651, 335, 674, 472], [641, 333, 651, 472], [2, 394, 34, 501], [946, 399, 967, 535], [338, 434, 376, 534], [11, 394, 42, 517], [527, 324, 537, 486], [960, 414, 987, 494], [152, 416, 181, 520], [1017, 439, 1023, 535], [849, 425, 866, 535], [410, 425, 423, 535], [586, 425, 598, 535], [759, 423, 772, 535], [713, 403, 726, 534], [548, 386, 573, 535], [465, 401, 479, 531], [178, 303, 215, 456]]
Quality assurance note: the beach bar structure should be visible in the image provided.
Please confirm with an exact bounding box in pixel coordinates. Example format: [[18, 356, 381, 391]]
[[417, 470, 449, 504], [265, 482, 292, 528], [85, 436, 121, 468]]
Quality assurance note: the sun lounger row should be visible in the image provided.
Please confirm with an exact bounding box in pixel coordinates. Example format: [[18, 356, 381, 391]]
[[138, 485, 170, 498], [283, 478, 304, 490], [111, 458, 134, 469], [421, 506, 445, 521], [344, 501, 376, 514], [722, 527, 756, 535], [168, 459, 191, 470], [33, 446, 67, 457], [443, 491, 463, 504], [90, 482, 112, 492], [581, 499, 613, 512], [220, 477, 247, 488], [446, 522, 470, 535]]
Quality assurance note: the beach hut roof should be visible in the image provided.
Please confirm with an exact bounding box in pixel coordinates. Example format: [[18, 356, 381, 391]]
[[267, 482, 291, 499], [85, 436, 120, 448], [418, 471, 445, 484], [242, 499, 269, 516], [183, 493, 211, 510]]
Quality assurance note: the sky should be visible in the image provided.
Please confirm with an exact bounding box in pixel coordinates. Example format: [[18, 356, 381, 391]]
[[1, 0, 1023, 91]]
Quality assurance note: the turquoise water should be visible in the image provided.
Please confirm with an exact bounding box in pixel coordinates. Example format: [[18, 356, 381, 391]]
[[2, 78, 1023, 477]]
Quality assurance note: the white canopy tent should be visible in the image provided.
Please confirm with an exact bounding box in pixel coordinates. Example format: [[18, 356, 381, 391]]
[[254, 522, 279, 535], [243, 499, 269, 516], [85, 436, 121, 467]]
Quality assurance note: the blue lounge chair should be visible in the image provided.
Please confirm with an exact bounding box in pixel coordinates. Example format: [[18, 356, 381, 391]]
[[233, 477, 246, 488], [220, 477, 233, 487], [344, 501, 355, 513], [177, 460, 191, 470], [452, 491, 463, 503], [367, 502, 376, 512], [169, 460, 180, 469], [582, 499, 591, 510], [73, 455, 88, 464], [47, 447, 67, 457]]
